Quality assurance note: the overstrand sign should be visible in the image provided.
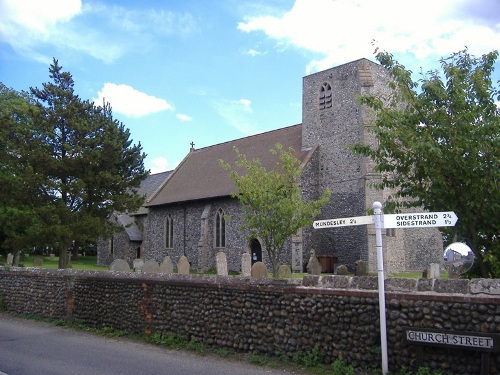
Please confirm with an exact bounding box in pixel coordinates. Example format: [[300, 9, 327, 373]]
[[383, 212, 458, 229], [313, 215, 373, 229]]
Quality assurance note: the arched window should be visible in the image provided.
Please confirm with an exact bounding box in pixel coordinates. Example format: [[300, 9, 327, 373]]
[[319, 82, 332, 110], [215, 208, 226, 248], [165, 214, 173, 249]]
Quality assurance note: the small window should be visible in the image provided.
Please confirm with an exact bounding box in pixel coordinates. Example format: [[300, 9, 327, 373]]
[[215, 208, 226, 248], [319, 82, 332, 110], [165, 214, 174, 249]]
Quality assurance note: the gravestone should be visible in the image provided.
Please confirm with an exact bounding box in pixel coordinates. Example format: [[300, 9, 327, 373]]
[[177, 256, 190, 275], [277, 265, 292, 279], [133, 259, 144, 272], [49, 253, 55, 261], [197, 247, 210, 273], [6, 253, 13, 266], [241, 252, 252, 277], [355, 260, 368, 276], [142, 259, 160, 274], [216, 252, 228, 276], [337, 264, 348, 275], [33, 258, 43, 267], [109, 259, 131, 272], [306, 249, 321, 275], [251, 262, 268, 278], [159, 256, 174, 274], [429, 263, 440, 279]]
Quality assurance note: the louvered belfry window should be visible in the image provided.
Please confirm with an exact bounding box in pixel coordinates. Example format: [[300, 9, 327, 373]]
[[319, 82, 332, 109]]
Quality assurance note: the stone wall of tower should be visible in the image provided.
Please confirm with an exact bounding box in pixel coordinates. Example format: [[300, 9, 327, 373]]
[[301, 59, 393, 272]]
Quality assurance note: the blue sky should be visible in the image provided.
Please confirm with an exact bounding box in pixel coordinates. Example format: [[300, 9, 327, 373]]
[[1, 0, 499, 173]]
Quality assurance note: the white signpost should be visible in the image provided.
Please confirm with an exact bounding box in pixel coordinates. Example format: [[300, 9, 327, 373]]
[[313, 202, 458, 375]]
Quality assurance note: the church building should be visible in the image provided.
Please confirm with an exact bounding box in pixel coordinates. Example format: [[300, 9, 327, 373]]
[[98, 58, 443, 275]]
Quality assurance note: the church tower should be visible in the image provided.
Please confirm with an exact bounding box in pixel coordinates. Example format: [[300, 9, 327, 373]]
[[301, 59, 392, 271]]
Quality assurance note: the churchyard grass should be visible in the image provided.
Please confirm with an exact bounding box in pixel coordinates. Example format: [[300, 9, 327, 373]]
[[3, 255, 108, 271], [0, 254, 451, 279]]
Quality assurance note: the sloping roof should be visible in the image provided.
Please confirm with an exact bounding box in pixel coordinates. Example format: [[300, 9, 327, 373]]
[[138, 170, 172, 198], [115, 213, 143, 242], [134, 170, 172, 215], [146, 124, 314, 207]]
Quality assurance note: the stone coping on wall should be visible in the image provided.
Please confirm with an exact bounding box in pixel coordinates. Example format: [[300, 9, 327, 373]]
[[2, 266, 500, 301]]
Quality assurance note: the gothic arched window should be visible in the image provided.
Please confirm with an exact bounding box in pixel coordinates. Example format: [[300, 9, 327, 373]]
[[165, 214, 174, 249], [319, 82, 332, 110], [215, 208, 226, 248]]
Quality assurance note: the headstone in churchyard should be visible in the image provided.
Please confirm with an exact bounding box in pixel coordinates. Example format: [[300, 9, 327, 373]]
[[306, 249, 321, 275], [109, 259, 131, 272], [337, 264, 348, 275], [133, 259, 144, 272], [216, 251, 228, 276], [33, 258, 43, 267], [429, 263, 440, 279], [49, 253, 55, 261], [177, 256, 190, 275], [159, 256, 174, 274], [6, 253, 13, 266], [197, 247, 210, 273], [355, 260, 368, 276], [277, 265, 292, 279], [142, 259, 160, 274], [251, 261, 268, 278], [241, 252, 251, 277]]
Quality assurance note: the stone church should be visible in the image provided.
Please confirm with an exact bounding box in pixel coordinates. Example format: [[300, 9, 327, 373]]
[[97, 58, 443, 275]]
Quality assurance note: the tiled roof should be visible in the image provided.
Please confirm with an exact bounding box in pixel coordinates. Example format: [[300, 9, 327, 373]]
[[116, 213, 143, 242], [146, 124, 313, 206], [134, 170, 172, 215]]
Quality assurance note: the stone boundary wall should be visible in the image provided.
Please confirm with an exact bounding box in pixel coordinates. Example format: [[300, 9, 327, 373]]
[[1, 267, 499, 374]]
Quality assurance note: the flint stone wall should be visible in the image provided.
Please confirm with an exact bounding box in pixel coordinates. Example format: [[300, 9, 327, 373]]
[[0, 267, 499, 374]]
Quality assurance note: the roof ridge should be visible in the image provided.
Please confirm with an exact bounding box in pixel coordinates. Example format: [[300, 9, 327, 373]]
[[191, 124, 301, 153]]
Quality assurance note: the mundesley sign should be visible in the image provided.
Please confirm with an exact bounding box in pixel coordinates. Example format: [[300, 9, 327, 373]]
[[404, 327, 500, 352]]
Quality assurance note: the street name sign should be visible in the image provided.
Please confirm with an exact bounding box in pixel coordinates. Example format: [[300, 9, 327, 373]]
[[383, 212, 458, 229], [313, 215, 373, 229]]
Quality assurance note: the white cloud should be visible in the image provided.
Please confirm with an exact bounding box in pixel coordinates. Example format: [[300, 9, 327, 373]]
[[149, 157, 170, 174], [234, 99, 252, 112], [0, 0, 81, 33], [94, 83, 173, 117], [238, 0, 500, 73], [0, 0, 198, 64], [213, 98, 257, 134], [246, 49, 263, 57], [176, 113, 192, 122]]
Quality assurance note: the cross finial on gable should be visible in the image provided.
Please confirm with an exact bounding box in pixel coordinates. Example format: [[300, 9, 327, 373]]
[[190, 142, 195, 151]]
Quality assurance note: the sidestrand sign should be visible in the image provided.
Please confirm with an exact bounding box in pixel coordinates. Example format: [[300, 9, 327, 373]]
[[383, 211, 458, 229]]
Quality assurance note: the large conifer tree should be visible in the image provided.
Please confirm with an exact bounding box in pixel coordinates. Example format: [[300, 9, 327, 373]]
[[23, 59, 148, 268]]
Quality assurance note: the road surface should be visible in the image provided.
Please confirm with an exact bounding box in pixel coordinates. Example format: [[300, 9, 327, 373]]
[[0, 313, 296, 375]]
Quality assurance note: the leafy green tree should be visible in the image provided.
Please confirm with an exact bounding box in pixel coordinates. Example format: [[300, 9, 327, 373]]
[[353, 49, 500, 278], [220, 144, 330, 277], [18, 59, 148, 268]]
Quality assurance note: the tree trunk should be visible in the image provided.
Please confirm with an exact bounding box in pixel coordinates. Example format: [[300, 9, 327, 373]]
[[71, 241, 80, 261], [13, 250, 20, 267], [58, 245, 70, 269]]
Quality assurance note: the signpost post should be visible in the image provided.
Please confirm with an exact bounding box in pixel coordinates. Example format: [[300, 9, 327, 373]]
[[312, 202, 458, 375]]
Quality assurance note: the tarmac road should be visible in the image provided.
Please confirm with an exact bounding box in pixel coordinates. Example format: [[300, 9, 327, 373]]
[[0, 313, 296, 375]]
